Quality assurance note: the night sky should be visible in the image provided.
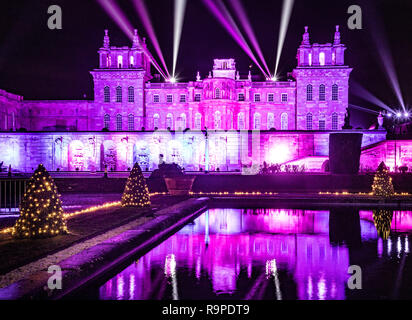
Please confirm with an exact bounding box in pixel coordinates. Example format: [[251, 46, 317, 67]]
[[0, 0, 411, 127]]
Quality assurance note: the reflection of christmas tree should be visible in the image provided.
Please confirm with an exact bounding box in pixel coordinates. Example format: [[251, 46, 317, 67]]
[[372, 162, 394, 197], [13, 164, 68, 239], [373, 209, 394, 240], [121, 163, 151, 208]]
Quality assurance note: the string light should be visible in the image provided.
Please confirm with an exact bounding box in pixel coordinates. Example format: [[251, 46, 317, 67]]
[[372, 162, 395, 197], [121, 163, 151, 208]]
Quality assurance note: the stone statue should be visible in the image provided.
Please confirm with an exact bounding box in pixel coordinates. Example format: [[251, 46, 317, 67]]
[[343, 108, 353, 129]]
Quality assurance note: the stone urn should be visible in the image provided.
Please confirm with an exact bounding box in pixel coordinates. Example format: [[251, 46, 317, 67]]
[[164, 176, 195, 196]]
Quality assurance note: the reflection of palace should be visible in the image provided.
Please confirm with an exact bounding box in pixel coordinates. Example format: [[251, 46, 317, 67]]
[[2, 26, 405, 172], [100, 209, 352, 300]]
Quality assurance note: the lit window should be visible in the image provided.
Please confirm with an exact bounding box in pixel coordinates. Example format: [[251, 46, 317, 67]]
[[104, 114, 110, 129], [254, 93, 261, 102], [306, 113, 313, 130], [166, 113, 173, 129], [167, 94, 173, 103], [281, 93, 288, 102], [268, 93, 274, 102], [332, 52, 336, 64], [306, 84, 313, 101], [267, 113, 275, 130], [104, 86, 110, 102], [308, 53, 312, 66], [319, 119, 326, 130], [130, 56, 134, 68], [238, 112, 245, 130], [332, 84, 339, 101], [238, 93, 245, 101], [116, 86, 122, 103], [319, 52, 325, 66], [281, 113, 288, 130], [319, 84, 326, 101], [180, 95, 186, 103], [194, 93, 201, 102], [332, 113, 338, 130], [215, 88, 220, 99], [253, 113, 261, 130], [128, 86, 134, 103], [116, 114, 122, 131], [117, 55, 123, 68], [153, 114, 160, 129], [128, 114, 134, 131], [177, 113, 186, 130], [153, 94, 160, 103], [195, 113, 202, 129]]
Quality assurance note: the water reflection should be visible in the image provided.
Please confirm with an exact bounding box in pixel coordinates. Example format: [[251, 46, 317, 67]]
[[99, 208, 412, 300]]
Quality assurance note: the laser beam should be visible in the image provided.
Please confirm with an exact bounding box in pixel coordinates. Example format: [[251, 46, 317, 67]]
[[132, 0, 171, 78], [228, 0, 271, 76], [173, 0, 187, 78], [368, 5, 405, 111], [351, 81, 395, 113], [96, 0, 168, 79], [274, 0, 294, 78], [203, 0, 269, 79]]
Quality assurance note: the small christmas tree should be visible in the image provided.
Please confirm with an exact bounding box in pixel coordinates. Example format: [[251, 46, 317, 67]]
[[12, 164, 68, 239], [373, 209, 393, 240], [372, 162, 394, 197], [121, 163, 151, 208]]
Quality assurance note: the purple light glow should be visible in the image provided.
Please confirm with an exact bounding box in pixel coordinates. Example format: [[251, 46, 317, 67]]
[[203, 0, 270, 79], [228, 0, 271, 76], [132, 0, 171, 78]]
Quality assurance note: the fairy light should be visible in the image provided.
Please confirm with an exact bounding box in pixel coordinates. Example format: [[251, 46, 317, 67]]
[[372, 162, 395, 197], [121, 163, 151, 208]]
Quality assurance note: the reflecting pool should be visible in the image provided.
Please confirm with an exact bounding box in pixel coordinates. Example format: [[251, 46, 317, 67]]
[[99, 208, 412, 300]]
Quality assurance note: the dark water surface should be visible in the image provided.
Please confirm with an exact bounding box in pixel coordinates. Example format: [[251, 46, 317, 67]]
[[98, 208, 412, 300]]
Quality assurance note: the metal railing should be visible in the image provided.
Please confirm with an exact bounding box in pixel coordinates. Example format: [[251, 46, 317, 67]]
[[0, 179, 27, 213]]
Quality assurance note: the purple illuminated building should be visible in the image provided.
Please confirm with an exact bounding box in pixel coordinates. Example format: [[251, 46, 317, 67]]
[[0, 26, 410, 172]]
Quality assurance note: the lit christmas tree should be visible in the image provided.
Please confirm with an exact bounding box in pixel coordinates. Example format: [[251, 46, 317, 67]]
[[372, 162, 394, 197], [373, 209, 393, 240], [121, 163, 151, 208], [12, 164, 68, 239]]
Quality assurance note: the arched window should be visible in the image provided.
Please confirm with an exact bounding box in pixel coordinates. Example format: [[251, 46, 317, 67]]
[[253, 112, 261, 130], [238, 112, 245, 130], [128, 114, 134, 131], [104, 114, 110, 129], [116, 86, 122, 103], [332, 113, 338, 130], [130, 56, 134, 68], [267, 113, 275, 130], [332, 84, 339, 101], [116, 114, 122, 131], [166, 113, 173, 130], [306, 113, 313, 130], [153, 113, 160, 129], [104, 86, 110, 102], [214, 111, 222, 129], [128, 86, 134, 103], [319, 84, 326, 101], [281, 113, 288, 130], [195, 113, 202, 130], [319, 52, 325, 66], [308, 53, 312, 66], [117, 55, 123, 68], [306, 84, 313, 101], [215, 88, 220, 99], [177, 113, 186, 130]]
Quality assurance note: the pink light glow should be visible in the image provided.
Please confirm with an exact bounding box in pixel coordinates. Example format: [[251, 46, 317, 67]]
[[203, 0, 270, 79], [132, 0, 171, 78], [228, 0, 271, 76]]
